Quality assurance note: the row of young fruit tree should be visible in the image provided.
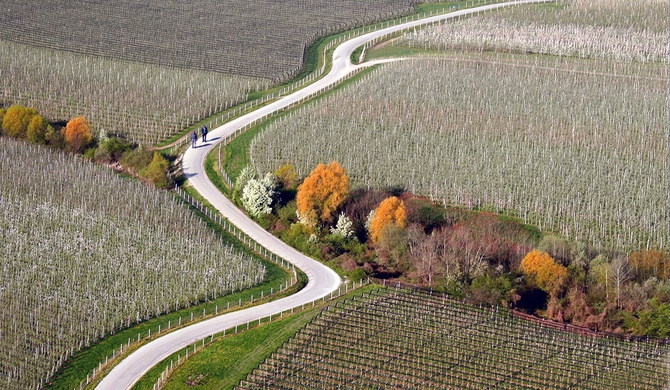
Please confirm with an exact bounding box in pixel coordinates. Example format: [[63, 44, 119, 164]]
[[238, 287, 669, 390]]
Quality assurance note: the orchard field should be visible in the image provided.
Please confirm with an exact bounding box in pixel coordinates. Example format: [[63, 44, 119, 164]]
[[249, 0, 669, 252], [0, 0, 415, 387], [0, 0, 415, 145], [0, 41, 264, 146], [239, 287, 669, 389], [401, 0, 668, 62], [0, 138, 266, 389]]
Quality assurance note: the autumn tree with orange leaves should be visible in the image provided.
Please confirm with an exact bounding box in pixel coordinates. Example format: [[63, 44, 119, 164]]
[[296, 161, 349, 227], [520, 249, 567, 295], [630, 249, 670, 281], [369, 196, 407, 244], [63, 116, 94, 153]]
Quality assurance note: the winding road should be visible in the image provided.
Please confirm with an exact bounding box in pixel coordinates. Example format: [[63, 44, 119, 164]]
[[96, 1, 552, 388]]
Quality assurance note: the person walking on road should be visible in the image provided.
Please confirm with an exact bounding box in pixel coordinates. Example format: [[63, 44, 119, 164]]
[[200, 125, 208, 143], [191, 131, 198, 148]]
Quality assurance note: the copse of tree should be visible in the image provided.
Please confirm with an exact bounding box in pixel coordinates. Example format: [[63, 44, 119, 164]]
[[296, 161, 349, 227], [520, 249, 568, 296], [369, 196, 407, 244], [2, 105, 38, 138], [94, 135, 133, 163], [63, 116, 94, 153]]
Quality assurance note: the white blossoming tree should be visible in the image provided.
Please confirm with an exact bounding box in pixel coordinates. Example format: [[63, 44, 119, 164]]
[[234, 165, 257, 199], [242, 172, 277, 218], [331, 212, 354, 239], [364, 209, 376, 233]]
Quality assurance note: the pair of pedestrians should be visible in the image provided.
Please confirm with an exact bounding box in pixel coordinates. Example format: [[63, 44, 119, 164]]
[[191, 125, 208, 148]]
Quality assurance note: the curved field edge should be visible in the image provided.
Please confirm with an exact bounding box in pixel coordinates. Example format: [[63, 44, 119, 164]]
[[47, 212, 298, 390], [159, 0, 523, 155], [49, 178, 310, 389], [0, 138, 282, 389], [0, 0, 418, 147], [50, 265, 291, 389], [136, 285, 376, 390], [0, 139, 303, 390]]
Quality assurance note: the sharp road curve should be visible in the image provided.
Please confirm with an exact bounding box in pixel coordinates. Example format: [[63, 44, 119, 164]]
[[96, 1, 551, 388]]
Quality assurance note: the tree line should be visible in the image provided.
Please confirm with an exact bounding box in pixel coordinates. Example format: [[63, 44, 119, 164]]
[[0, 104, 171, 188], [234, 161, 670, 338]]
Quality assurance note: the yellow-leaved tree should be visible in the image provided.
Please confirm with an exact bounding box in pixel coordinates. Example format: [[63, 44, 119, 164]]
[[369, 196, 407, 244], [296, 161, 349, 227], [63, 116, 94, 153], [2, 105, 37, 138], [274, 164, 299, 190], [519, 249, 567, 295], [27, 115, 49, 144]]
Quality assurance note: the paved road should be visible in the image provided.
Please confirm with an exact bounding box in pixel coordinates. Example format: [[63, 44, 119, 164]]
[[96, 1, 551, 388]]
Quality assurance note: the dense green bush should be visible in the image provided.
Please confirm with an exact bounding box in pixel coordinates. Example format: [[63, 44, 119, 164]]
[[94, 136, 133, 163], [120, 146, 153, 174], [141, 152, 172, 189]]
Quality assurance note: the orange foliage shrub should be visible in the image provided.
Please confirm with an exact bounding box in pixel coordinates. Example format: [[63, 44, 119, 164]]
[[520, 249, 567, 295], [296, 161, 349, 226], [369, 196, 407, 244], [63, 116, 93, 153], [630, 249, 670, 280]]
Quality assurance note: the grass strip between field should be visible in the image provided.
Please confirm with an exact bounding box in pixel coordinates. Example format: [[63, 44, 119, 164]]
[[134, 284, 378, 390], [133, 305, 319, 390]]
